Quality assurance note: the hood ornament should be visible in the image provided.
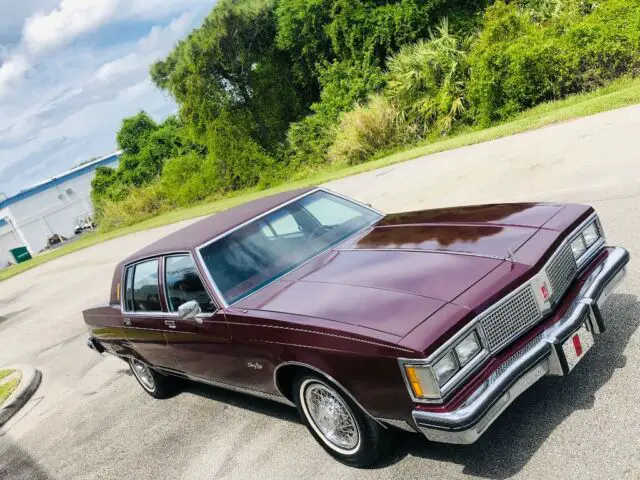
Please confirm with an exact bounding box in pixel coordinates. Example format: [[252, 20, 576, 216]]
[[506, 248, 518, 263]]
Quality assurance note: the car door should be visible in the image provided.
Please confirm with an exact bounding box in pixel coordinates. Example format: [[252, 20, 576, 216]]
[[162, 254, 255, 388], [122, 258, 178, 370]]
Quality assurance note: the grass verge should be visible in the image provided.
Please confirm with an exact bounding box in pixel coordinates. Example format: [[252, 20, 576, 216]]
[[2, 76, 640, 282], [0, 371, 20, 405]]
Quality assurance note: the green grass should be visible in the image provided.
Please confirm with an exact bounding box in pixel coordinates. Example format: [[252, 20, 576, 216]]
[[0, 369, 15, 382], [0, 371, 20, 405], [2, 76, 640, 282]]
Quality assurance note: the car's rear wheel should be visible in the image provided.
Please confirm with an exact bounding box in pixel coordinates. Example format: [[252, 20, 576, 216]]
[[293, 374, 387, 467], [129, 358, 174, 399]]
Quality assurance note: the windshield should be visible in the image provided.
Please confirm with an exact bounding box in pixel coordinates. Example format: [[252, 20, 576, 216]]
[[199, 191, 382, 304]]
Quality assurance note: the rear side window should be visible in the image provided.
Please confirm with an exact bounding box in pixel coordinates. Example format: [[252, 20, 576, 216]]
[[125, 260, 161, 312], [124, 267, 134, 311], [165, 255, 215, 313]]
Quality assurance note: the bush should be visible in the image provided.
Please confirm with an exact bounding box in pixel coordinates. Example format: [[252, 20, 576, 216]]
[[160, 152, 217, 207], [205, 113, 277, 191], [96, 184, 173, 230], [312, 59, 386, 121], [329, 94, 415, 165], [386, 19, 473, 134], [468, 0, 640, 125], [284, 114, 336, 171]]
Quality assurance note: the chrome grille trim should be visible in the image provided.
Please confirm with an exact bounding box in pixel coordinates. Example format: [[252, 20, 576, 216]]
[[545, 243, 578, 302], [480, 285, 541, 353], [462, 331, 545, 407]]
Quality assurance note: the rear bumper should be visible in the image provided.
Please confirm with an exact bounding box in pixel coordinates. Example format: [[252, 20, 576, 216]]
[[412, 246, 629, 444]]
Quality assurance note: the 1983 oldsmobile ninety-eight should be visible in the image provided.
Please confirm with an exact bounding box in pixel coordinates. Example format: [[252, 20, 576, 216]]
[[84, 187, 629, 466]]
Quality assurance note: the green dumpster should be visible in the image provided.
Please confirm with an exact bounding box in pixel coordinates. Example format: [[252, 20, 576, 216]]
[[9, 246, 32, 264]]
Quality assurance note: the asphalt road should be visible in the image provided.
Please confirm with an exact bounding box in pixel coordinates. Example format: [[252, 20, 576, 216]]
[[1, 105, 640, 479]]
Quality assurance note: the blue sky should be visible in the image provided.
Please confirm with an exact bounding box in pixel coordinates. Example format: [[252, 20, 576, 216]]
[[0, 0, 215, 197]]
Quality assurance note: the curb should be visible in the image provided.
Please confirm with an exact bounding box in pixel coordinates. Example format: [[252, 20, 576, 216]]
[[0, 365, 42, 428]]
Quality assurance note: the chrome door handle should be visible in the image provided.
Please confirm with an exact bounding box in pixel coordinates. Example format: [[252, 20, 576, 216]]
[[164, 320, 177, 329], [123, 318, 131, 326]]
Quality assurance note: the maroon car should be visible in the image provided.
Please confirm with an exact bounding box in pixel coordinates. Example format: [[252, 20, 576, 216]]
[[84, 187, 629, 466]]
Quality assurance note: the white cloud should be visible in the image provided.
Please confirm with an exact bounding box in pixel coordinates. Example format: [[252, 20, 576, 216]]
[[119, 0, 206, 22], [95, 53, 139, 82], [96, 12, 195, 83], [0, 1, 214, 195], [21, 0, 204, 56], [0, 56, 30, 96], [23, 0, 119, 54]]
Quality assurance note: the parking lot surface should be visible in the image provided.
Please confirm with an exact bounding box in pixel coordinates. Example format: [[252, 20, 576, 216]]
[[1, 105, 640, 479]]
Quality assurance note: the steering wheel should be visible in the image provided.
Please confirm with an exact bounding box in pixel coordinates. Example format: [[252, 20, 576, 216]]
[[308, 225, 333, 241]]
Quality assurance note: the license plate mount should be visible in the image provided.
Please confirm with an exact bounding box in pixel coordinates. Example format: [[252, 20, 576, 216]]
[[561, 323, 594, 372]]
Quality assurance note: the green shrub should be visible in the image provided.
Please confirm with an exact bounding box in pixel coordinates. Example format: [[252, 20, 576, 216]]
[[205, 112, 278, 191], [312, 60, 386, 121], [160, 152, 216, 206], [329, 94, 415, 165], [284, 114, 336, 171], [386, 19, 473, 134], [96, 183, 173, 231], [468, 0, 640, 125]]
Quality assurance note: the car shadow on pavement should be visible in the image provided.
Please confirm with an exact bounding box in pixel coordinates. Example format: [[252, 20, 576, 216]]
[[180, 380, 300, 424], [0, 435, 52, 480], [382, 293, 639, 478]]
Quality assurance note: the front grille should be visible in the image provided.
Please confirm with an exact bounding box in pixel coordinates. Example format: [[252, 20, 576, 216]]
[[545, 244, 578, 302], [481, 286, 541, 352]]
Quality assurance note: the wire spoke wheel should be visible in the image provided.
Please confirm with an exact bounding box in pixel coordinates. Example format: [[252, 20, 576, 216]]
[[302, 381, 360, 453], [131, 359, 156, 392]]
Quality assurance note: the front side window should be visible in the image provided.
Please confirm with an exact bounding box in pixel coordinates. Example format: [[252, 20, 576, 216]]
[[125, 259, 161, 312], [199, 190, 382, 304], [165, 255, 215, 313]]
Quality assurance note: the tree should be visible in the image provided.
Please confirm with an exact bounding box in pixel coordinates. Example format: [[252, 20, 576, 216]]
[[151, 0, 304, 151], [117, 111, 158, 155]]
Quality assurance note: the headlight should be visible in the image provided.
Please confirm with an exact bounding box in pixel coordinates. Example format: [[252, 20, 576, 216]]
[[433, 351, 459, 386], [571, 236, 587, 258], [570, 219, 602, 262], [582, 222, 600, 247], [455, 331, 482, 366], [401, 328, 486, 401]]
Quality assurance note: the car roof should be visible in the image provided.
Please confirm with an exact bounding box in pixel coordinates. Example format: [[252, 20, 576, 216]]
[[121, 186, 317, 264]]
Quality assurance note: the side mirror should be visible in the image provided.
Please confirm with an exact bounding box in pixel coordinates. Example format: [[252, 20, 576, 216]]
[[178, 300, 201, 320]]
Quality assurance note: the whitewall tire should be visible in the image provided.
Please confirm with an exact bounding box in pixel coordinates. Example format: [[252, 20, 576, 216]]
[[293, 374, 387, 467]]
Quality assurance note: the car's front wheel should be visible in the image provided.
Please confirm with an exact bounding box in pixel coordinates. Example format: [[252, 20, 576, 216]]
[[128, 358, 174, 399], [293, 375, 387, 467]]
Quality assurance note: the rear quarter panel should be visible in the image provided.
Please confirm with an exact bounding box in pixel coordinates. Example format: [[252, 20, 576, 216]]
[[84, 305, 127, 356]]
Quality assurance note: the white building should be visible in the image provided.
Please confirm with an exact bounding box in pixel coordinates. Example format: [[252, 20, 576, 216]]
[[0, 152, 121, 269]]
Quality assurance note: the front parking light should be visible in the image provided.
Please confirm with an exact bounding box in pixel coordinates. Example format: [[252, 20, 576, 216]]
[[404, 365, 440, 399]]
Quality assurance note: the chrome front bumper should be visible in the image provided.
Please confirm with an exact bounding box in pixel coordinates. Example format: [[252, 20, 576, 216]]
[[412, 247, 629, 444]]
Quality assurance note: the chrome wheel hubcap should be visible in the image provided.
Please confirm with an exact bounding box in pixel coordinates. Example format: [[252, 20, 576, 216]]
[[303, 382, 359, 452], [131, 359, 155, 391]]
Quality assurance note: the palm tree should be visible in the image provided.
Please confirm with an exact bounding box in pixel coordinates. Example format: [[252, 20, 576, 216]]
[[385, 19, 474, 135]]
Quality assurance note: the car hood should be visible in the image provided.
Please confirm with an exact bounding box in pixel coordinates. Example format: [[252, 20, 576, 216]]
[[234, 203, 593, 349], [236, 220, 542, 337]]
